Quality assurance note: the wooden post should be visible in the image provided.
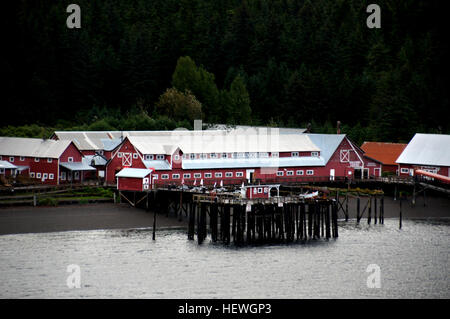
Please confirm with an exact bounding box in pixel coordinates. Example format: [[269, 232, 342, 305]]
[[345, 192, 349, 222], [188, 202, 195, 240], [374, 196, 377, 224], [325, 203, 331, 239], [356, 194, 361, 224], [399, 195, 403, 230], [412, 184, 416, 206], [367, 196, 372, 225], [380, 194, 384, 224]]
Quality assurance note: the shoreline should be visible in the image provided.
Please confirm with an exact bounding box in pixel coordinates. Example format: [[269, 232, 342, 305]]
[[0, 195, 449, 236]]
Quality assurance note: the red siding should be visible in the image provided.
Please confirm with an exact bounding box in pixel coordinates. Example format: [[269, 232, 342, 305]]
[[118, 177, 144, 192], [106, 138, 147, 183]]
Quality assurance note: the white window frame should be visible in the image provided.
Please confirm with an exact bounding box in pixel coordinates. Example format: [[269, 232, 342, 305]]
[[49, 173, 54, 180], [118, 152, 123, 158], [68, 157, 74, 163], [237, 152, 245, 159], [172, 174, 180, 179], [35, 157, 40, 162], [306, 170, 314, 175], [287, 171, 294, 176], [272, 152, 279, 158], [194, 173, 202, 179], [259, 152, 269, 158], [258, 187, 263, 194], [400, 168, 409, 174], [183, 154, 189, 160], [276, 171, 284, 176], [36, 173, 42, 179], [183, 173, 191, 179], [190, 154, 196, 160], [145, 154, 154, 160], [215, 172, 222, 178], [225, 172, 233, 178], [210, 153, 217, 159], [236, 172, 244, 177], [133, 153, 138, 159], [30, 172, 35, 178], [43, 173, 48, 180], [311, 152, 319, 157], [222, 153, 228, 159], [204, 173, 212, 178], [161, 174, 169, 180], [153, 174, 158, 180], [291, 152, 299, 157], [174, 155, 180, 161], [200, 153, 207, 159], [20, 156, 25, 161], [60, 172, 66, 180], [47, 158, 53, 163], [9, 157, 14, 162], [0, 168, 4, 174], [74, 172, 80, 180], [157, 155, 165, 160], [249, 152, 257, 158], [296, 170, 304, 176]]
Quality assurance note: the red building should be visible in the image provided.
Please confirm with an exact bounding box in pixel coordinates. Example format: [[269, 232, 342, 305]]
[[110, 131, 382, 190], [0, 137, 95, 185], [116, 168, 152, 192], [396, 133, 450, 178], [361, 142, 407, 174]]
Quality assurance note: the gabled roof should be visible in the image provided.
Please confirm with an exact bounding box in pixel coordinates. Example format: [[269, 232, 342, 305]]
[[0, 160, 18, 169], [361, 142, 407, 166], [116, 168, 152, 178], [304, 134, 346, 164], [396, 133, 450, 167], [0, 137, 73, 159], [127, 136, 179, 155]]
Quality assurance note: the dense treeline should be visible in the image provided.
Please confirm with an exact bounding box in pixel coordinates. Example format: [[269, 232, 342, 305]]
[[4, 0, 449, 144]]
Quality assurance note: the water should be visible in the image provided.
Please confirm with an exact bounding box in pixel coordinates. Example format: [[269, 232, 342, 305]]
[[0, 218, 449, 298]]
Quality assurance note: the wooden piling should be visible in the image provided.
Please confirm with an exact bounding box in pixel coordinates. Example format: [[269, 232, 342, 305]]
[[356, 194, 361, 224], [367, 196, 372, 225]]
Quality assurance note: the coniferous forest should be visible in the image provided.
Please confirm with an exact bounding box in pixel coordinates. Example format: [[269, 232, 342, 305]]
[[3, 0, 449, 144]]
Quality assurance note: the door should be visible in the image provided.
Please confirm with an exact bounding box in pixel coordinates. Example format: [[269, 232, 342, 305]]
[[122, 153, 132, 167], [374, 168, 381, 177], [246, 169, 255, 183], [330, 169, 335, 181]]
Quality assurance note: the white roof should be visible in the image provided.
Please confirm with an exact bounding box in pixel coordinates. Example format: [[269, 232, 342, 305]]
[[305, 134, 346, 164], [0, 137, 72, 159], [60, 162, 96, 171], [396, 133, 450, 167], [116, 168, 152, 178], [0, 160, 17, 169]]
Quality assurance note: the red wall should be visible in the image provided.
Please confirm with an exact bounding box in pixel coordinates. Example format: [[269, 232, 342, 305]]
[[106, 138, 147, 183], [118, 177, 145, 192]]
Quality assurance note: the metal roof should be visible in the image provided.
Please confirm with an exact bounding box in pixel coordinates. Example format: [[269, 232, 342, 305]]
[[0, 137, 72, 159], [182, 156, 325, 170], [142, 160, 172, 171], [304, 134, 346, 164], [0, 160, 17, 169], [205, 124, 307, 134], [59, 162, 96, 171], [83, 155, 107, 166], [361, 142, 407, 166], [116, 168, 152, 178], [396, 133, 450, 167]]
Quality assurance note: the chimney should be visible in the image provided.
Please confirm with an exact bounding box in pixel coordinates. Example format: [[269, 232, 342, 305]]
[[306, 123, 312, 133], [337, 121, 341, 134]]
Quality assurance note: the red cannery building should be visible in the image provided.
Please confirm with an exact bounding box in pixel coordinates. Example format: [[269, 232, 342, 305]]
[[110, 130, 382, 191], [396, 133, 450, 179], [361, 142, 407, 174], [0, 137, 95, 185], [116, 168, 152, 192]]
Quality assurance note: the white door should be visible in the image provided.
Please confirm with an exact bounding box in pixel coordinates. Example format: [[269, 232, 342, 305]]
[[375, 168, 381, 177], [246, 169, 255, 182], [330, 169, 335, 181], [122, 153, 132, 166]]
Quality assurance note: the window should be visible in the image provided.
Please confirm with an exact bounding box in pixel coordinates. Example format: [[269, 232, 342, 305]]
[[43, 173, 48, 180], [47, 158, 53, 163], [20, 157, 25, 161], [204, 173, 212, 178], [236, 172, 243, 177], [0, 155, 2, 160], [249, 152, 257, 158], [287, 171, 294, 176], [61, 172, 66, 180], [400, 168, 409, 174], [145, 154, 154, 160], [35, 157, 40, 162], [222, 153, 228, 159], [194, 173, 202, 179], [306, 170, 314, 175], [97, 150, 104, 155], [237, 152, 245, 158], [210, 153, 217, 159], [118, 152, 123, 158], [311, 152, 319, 157], [161, 174, 169, 179], [133, 153, 138, 159], [232, 152, 237, 158], [200, 154, 207, 159], [9, 157, 14, 162], [340, 150, 350, 162], [258, 187, 263, 194], [157, 155, 165, 160], [259, 152, 269, 158], [172, 174, 180, 179], [68, 157, 73, 162], [277, 171, 284, 176], [183, 154, 189, 160], [296, 170, 304, 176], [153, 174, 158, 180], [36, 173, 42, 179], [0, 168, 4, 174], [190, 154, 196, 160], [225, 172, 233, 178], [49, 174, 54, 180], [272, 152, 279, 158], [183, 173, 191, 179], [291, 152, 299, 157], [174, 155, 180, 161], [215, 172, 222, 178], [30, 172, 35, 178]]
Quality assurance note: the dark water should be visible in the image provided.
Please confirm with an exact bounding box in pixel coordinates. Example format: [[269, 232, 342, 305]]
[[0, 218, 449, 298]]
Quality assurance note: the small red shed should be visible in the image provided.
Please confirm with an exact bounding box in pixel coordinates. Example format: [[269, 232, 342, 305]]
[[245, 184, 280, 199], [116, 168, 152, 192]]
